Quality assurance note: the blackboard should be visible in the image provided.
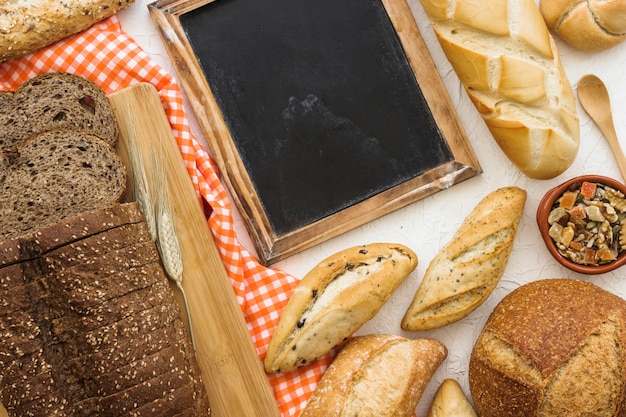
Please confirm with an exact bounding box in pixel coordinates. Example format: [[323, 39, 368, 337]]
[[149, 0, 481, 265]]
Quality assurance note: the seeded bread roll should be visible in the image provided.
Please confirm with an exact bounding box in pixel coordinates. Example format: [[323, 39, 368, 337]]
[[418, 0, 579, 179], [427, 378, 478, 417], [264, 243, 417, 373], [0, 129, 127, 242], [540, 0, 626, 52], [300, 334, 447, 417], [469, 278, 626, 417], [0, 0, 134, 63], [0, 72, 119, 149], [402, 187, 526, 331]]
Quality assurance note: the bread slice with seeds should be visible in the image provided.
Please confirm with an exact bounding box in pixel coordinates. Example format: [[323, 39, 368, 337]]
[[0, 129, 127, 242]]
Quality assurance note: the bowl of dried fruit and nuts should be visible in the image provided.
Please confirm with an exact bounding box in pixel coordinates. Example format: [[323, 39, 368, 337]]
[[537, 175, 626, 274]]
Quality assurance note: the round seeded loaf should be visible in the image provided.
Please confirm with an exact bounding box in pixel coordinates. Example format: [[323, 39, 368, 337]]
[[469, 278, 626, 417]]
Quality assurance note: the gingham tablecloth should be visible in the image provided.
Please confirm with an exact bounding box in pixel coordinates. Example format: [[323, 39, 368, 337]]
[[0, 16, 333, 416]]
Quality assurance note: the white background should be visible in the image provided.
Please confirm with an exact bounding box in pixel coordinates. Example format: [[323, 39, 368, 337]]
[[119, 1, 626, 414]]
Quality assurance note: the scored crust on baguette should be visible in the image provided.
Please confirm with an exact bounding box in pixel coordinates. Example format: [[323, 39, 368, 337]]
[[402, 187, 526, 331], [300, 334, 447, 417], [540, 0, 626, 52], [419, 0, 579, 179], [0, 72, 119, 149], [264, 243, 417, 373], [469, 278, 626, 417], [427, 378, 478, 417], [0, 0, 134, 63], [0, 129, 127, 242]]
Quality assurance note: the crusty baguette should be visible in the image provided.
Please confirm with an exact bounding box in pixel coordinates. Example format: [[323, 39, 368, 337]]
[[418, 0, 579, 179], [401, 187, 526, 331], [264, 243, 417, 373], [540, 0, 626, 52], [300, 334, 447, 417], [469, 278, 626, 417], [427, 378, 477, 417], [0, 0, 134, 63]]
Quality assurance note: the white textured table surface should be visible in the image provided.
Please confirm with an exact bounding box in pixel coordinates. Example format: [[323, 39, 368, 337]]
[[119, 1, 626, 414]]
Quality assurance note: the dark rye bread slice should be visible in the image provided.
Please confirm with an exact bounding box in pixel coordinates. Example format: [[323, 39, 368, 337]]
[[0, 203, 210, 416], [0, 72, 118, 150], [0, 129, 127, 243]]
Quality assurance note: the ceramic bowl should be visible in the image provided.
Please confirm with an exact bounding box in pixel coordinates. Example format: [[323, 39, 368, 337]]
[[537, 174, 626, 275]]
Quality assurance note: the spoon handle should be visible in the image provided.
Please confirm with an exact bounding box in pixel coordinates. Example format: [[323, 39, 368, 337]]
[[596, 115, 626, 183]]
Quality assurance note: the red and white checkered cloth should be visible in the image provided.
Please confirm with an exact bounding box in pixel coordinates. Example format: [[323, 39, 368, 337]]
[[0, 16, 334, 416]]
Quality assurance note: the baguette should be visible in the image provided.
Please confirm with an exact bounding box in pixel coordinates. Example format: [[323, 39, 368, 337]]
[[264, 243, 417, 373], [401, 187, 526, 331], [0, 0, 134, 63], [469, 278, 626, 417], [300, 334, 447, 417], [540, 0, 626, 52], [427, 378, 478, 417], [418, 0, 579, 179]]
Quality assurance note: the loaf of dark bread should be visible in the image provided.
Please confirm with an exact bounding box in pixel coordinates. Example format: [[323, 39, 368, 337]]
[[0, 202, 210, 416], [0, 72, 119, 149], [469, 278, 626, 417], [0, 129, 127, 242]]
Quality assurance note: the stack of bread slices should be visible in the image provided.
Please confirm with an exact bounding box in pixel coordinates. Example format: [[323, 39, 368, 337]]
[[0, 72, 210, 416]]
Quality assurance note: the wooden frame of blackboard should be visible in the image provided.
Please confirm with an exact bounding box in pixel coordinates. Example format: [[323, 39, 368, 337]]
[[148, 0, 482, 265]]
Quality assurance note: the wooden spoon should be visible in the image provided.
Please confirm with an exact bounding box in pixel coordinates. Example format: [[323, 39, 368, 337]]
[[577, 74, 626, 182]]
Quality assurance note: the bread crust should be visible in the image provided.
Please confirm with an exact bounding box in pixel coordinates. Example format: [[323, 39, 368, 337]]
[[401, 187, 526, 331], [300, 334, 447, 417], [540, 0, 626, 51], [427, 378, 478, 417], [418, 0, 579, 179], [0, 0, 134, 63], [469, 278, 626, 417], [264, 243, 417, 373]]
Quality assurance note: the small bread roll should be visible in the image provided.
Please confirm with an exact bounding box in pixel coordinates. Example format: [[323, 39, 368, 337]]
[[402, 187, 526, 331], [300, 334, 447, 417], [469, 278, 626, 417], [540, 0, 626, 52], [427, 378, 477, 417], [265, 243, 417, 373]]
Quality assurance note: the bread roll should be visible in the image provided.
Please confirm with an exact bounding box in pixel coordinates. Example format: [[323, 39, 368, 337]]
[[401, 186, 526, 331], [264, 243, 417, 373], [0, 0, 134, 63], [540, 0, 626, 52], [469, 278, 626, 417], [300, 334, 447, 417], [427, 378, 477, 417], [418, 0, 579, 179]]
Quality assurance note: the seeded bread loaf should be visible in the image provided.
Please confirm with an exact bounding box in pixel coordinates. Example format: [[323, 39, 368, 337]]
[[540, 0, 626, 52], [264, 243, 418, 373], [0, 72, 119, 149], [300, 334, 447, 417], [418, 0, 579, 179], [0, 202, 210, 416], [469, 278, 626, 417], [0, 128, 127, 242], [0, 0, 134, 63], [402, 187, 526, 331]]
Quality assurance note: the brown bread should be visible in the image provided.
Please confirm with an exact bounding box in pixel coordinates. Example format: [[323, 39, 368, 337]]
[[469, 278, 626, 417]]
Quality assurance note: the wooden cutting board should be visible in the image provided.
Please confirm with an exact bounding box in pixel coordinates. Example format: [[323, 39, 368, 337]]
[[108, 83, 280, 417]]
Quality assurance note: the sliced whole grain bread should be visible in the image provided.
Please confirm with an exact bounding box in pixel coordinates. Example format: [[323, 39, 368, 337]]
[[0, 72, 118, 149], [0, 129, 127, 242]]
